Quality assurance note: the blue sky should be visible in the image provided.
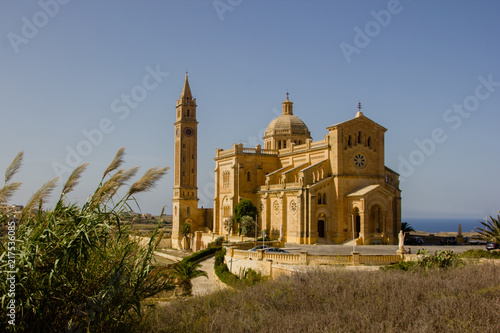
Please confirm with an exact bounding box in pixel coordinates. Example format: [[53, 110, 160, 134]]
[[1, 0, 499, 220]]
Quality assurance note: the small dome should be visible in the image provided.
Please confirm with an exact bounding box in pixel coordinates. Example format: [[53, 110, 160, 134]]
[[264, 114, 311, 137]]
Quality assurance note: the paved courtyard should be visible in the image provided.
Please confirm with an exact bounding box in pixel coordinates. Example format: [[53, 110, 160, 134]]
[[283, 243, 486, 255]]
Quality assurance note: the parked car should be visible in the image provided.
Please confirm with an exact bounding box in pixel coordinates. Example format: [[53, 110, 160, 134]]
[[404, 237, 424, 245], [440, 237, 457, 245], [486, 242, 500, 251], [264, 247, 289, 253], [248, 245, 269, 251], [468, 238, 487, 245]]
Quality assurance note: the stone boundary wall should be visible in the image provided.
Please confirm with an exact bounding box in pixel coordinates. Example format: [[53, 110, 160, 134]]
[[225, 243, 404, 277], [229, 248, 402, 267]]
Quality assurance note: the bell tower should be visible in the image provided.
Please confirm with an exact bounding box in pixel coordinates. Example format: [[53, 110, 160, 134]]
[[172, 74, 199, 248]]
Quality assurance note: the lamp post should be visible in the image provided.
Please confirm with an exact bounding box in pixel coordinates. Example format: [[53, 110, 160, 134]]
[[254, 214, 258, 244]]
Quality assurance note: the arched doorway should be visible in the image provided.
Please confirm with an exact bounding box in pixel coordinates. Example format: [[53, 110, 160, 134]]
[[317, 213, 326, 238], [353, 208, 361, 238]]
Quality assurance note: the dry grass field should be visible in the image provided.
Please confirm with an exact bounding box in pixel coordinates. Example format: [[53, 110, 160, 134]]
[[140, 263, 500, 333]]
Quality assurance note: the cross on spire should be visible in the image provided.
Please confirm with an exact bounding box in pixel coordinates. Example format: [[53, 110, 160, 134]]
[[355, 101, 363, 118]]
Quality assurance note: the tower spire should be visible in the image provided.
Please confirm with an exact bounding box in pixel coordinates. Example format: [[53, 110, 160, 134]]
[[181, 73, 192, 99]]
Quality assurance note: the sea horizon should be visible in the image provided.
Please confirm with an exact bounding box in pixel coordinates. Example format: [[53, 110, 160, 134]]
[[405, 217, 484, 234]]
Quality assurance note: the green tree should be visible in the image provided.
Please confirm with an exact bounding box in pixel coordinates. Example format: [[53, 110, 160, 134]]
[[172, 261, 208, 296], [401, 221, 415, 233], [475, 213, 500, 243], [240, 215, 255, 236], [0, 148, 173, 332], [234, 198, 258, 225], [223, 215, 234, 235]]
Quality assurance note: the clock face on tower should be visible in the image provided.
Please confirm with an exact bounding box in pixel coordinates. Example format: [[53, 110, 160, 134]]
[[184, 127, 194, 137]]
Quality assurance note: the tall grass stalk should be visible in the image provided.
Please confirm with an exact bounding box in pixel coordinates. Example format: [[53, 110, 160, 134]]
[[0, 149, 173, 332]]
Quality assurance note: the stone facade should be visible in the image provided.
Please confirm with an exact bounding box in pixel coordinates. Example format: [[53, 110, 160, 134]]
[[213, 100, 401, 245], [172, 76, 401, 247], [171, 75, 212, 249]]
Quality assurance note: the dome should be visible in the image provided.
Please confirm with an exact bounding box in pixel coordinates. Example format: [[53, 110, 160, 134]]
[[263, 96, 312, 150], [264, 114, 311, 137]]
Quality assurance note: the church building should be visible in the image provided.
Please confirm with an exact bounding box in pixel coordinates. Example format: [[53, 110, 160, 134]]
[[172, 76, 401, 247]]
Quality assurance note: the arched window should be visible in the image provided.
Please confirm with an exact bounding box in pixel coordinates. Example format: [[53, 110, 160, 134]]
[[283, 141, 287, 148], [367, 137, 371, 148], [223, 197, 230, 217], [323, 193, 327, 204], [187, 109, 190, 117], [223, 171, 230, 188], [358, 131, 362, 144], [318, 194, 322, 205], [278, 141, 282, 149], [348, 135, 352, 146], [247, 171, 251, 182]]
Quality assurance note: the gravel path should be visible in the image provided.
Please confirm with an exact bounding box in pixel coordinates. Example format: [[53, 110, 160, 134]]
[[191, 256, 227, 296]]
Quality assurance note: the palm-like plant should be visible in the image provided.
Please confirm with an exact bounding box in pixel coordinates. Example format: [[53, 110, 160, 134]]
[[172, 260, 208, 296], [475, 213, 500, 244], [401, 222, 415, 234], [180, 222, 192, 250]]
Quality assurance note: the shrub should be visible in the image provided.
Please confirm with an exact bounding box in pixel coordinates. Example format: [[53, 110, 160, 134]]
[[214, 248, 226, 267], [180, 246, 222, 264], [0, 149, 173, 332], [240, 268, 266, 286], [460, 249, 500, 259], [207, 236, 225, 248], [419, 250, 464, 269], [215, 263, 240, 286], [383, 249, 464, 271], [214, 248, 242, 286], [381, 260, 417, 271], [213, 248, 266, 288]]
